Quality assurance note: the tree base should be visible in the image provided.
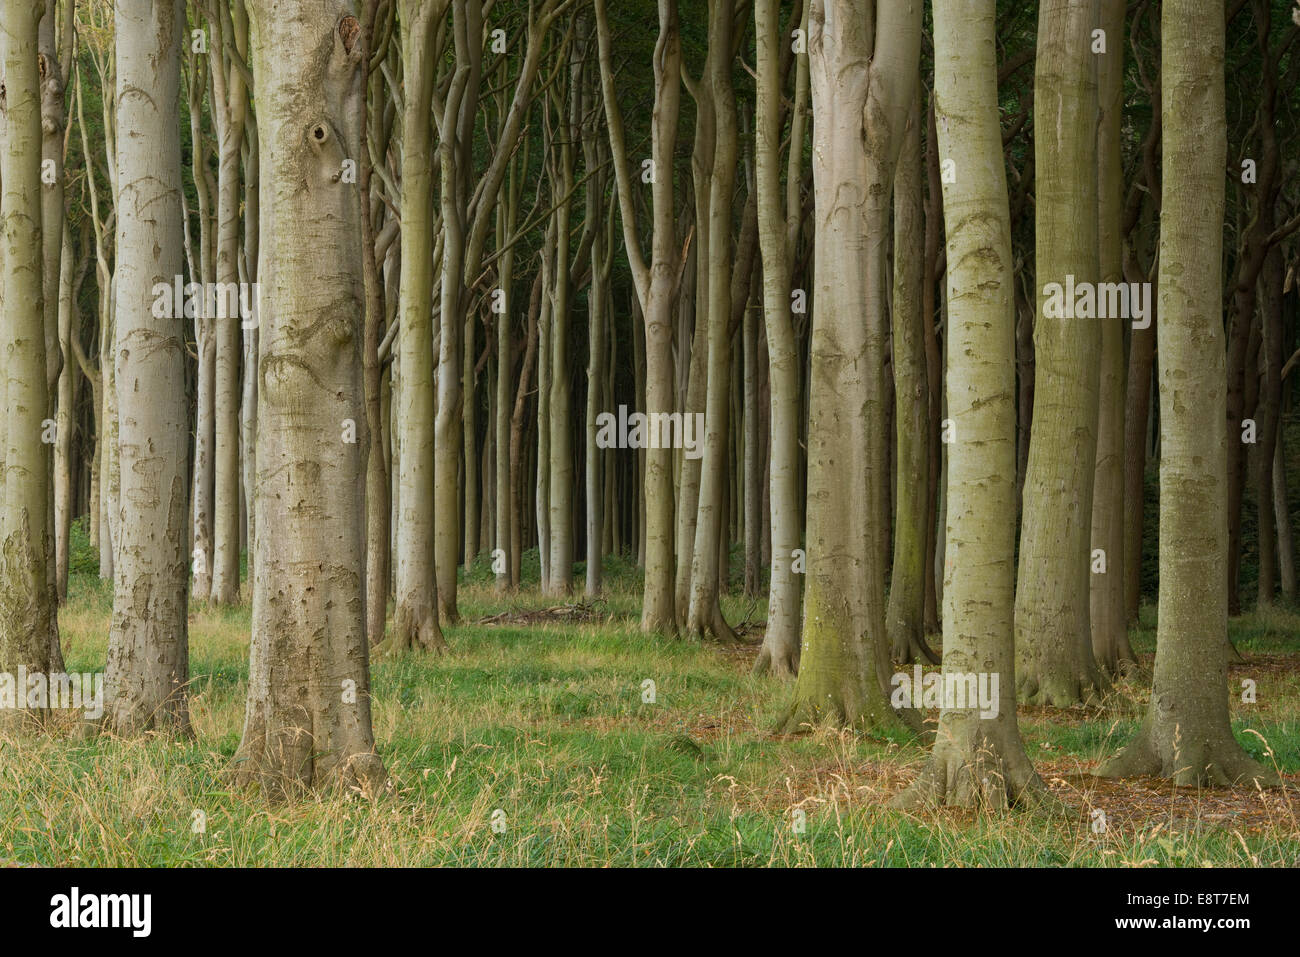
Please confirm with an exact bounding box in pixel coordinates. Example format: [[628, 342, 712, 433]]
[[1016, 665, 1108, 709], [775, 681, 922, 737], [890, 724, 1066, 815], [379, 602, 448, 657], [1095, 719, 1280, 787], [1095, 653, 1141, 682], [685, 599, 739, 644], [752, 642, 799, 678], [888, 619, 940, 666], [639, 610, 678, 638], [232, 743, 388, 802]]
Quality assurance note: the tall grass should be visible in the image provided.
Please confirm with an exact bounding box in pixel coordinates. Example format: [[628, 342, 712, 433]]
[[1, 566, 1295, 866]]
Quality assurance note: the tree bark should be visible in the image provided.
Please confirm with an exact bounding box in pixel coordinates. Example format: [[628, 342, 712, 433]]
[[893, 0, 1054, 811], [1090, 0, 1135, 677], [685, 0, 739, 642], [1015, 0, 1106, 707], [1097, 0, 1275, 788], [209, 0, 251, 606], [1254, 243, 1284, 606], [235, 0, 385, 795], [0, 0, 57, 722], [594, 0, 681, 633], [778, 0, 922, 734], [388, 0, 448, 655], [100, 0, 191, 735], [886, 90, 936, 667], [0, 0, 57, 725], [752, 0, 806, 675]]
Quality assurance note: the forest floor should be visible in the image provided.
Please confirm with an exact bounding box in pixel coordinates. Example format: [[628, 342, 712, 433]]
[[2, 553, 1297, 866]]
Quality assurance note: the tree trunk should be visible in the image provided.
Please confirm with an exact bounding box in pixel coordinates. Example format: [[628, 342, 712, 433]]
[[685, 0, 738, 642], [509, 273, 542, 590], [1274, 424, 1297, 602], [388, 0, 447, 655], [210, 0, 250, 606], [885, 90, 937, 667], [778, 0, 921, 734], [1254, 243, 1284, 607], [434, 0, 479, 619], [594, 0, 681, 633], [100, 0, 191, 734], [38, 1, 66, 652], [235, 0, 385, 796], [188, 43, 216, 602], [893, 0, 1053, 810], [0, 0, 57, 724], [1097, 0, 1275, 788], [53, 224, 75, 602], [1090, 0, 1135, 677], [751, 0, 806, 675], [546, 52, 575, 597], [240, 123, 261, 586], [493, 159, 520, 591], [1122, 277, 1155, 623], [1015, 0, 1106, 707]]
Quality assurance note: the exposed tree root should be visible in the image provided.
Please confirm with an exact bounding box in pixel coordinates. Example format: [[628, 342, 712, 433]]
[[1096, 719, 1280, 787], [752, 642, 799, 678], [889, 621, 941, 666], [378, 602, 448, 657], [1016, 665, 1109, 709], [775, 681, 922, 738], [890, 726, 1066, 816]]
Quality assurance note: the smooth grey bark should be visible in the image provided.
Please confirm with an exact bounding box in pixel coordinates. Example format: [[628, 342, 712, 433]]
[[235, 1, 385, 795], [388, 0, 448, 655], [209, 0, 250, 606], [1015, 0, 1106, 707], [778, 0, 922, 734], [893, 0, 1054, 811], [1097, 0, 1276, 788], [0, 0, 57, 725], [100, 0, 191, 735], [752, 0, 807, 675], [685, 0, 738, 642], [594, 0, 682, 633], [885, 90, 937, 668], [1090, 0, 1135, 676]]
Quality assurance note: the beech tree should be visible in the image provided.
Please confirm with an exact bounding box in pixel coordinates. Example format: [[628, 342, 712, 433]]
[[752, 0, 807, 675], [594, 0, 682, 634], [208, 0, 251, 606], [894, 0, 1052, 811], [0, 0, 58, 720], [885, 90, 936, 668], [99, 0, 190, 734], [684, 0, 738, 642], [1015, 0, 1106, 707], [779, 0, 921, 733], [234, 0, 384, 795], [13, 0, 1297, 825], [389, 0, 448, 655], [1097, 0, 1276, 788], [1090, 0, 1136, 677]]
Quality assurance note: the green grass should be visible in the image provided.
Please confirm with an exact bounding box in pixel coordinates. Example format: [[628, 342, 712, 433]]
[[1, 564, 1297, 866]]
